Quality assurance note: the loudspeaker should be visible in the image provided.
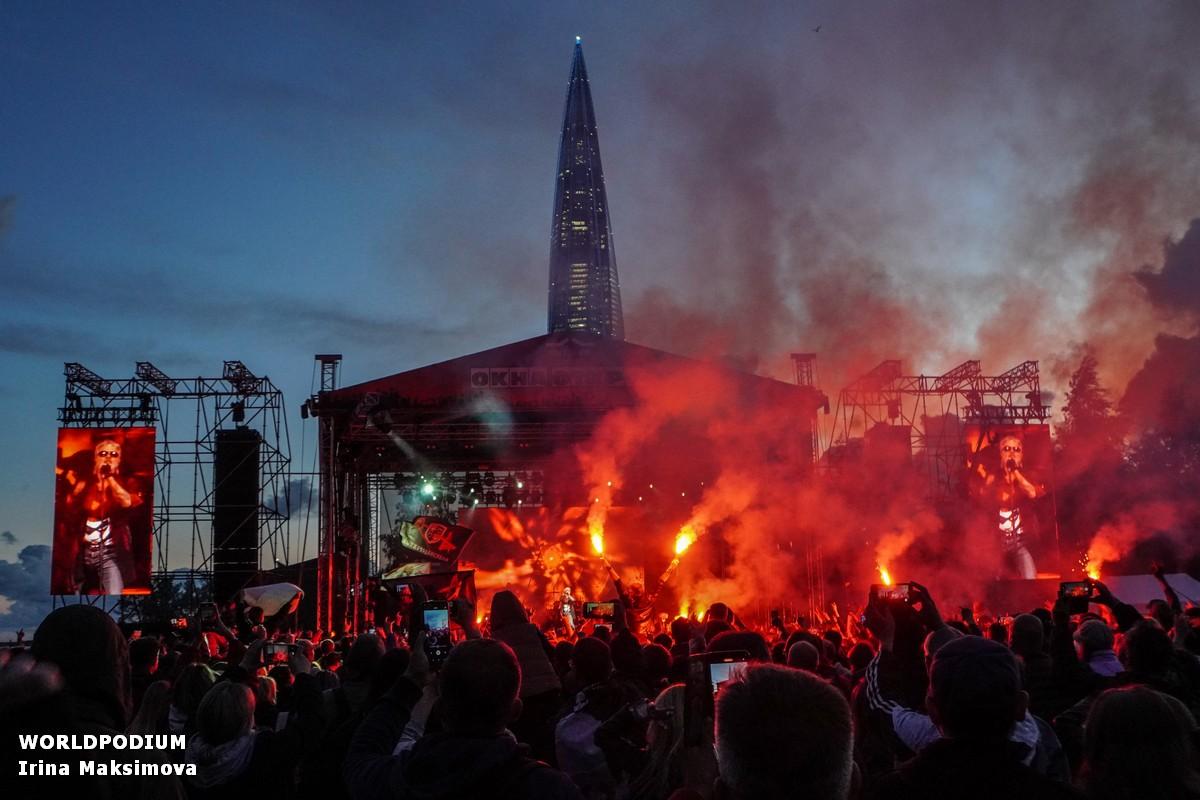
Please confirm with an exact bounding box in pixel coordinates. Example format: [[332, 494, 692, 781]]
[[213, 427, 261, 602]]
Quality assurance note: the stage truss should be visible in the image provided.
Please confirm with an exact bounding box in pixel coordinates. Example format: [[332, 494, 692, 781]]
[[828, 359, 1051, 500], [54, 360, 296, 621]]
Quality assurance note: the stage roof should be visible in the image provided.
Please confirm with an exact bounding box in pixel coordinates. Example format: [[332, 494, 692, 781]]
[[312, 332, 825, 469]]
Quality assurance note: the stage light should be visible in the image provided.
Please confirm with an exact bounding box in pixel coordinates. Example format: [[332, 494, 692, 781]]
[[516, 480, 524, 489], [231, 401, 245, 422], [483, 472, 496, 486], [422, 482, 435, 496], [484, 491, 498, 505], [300, 402, 309, 419], [502, 486, 517, 507]]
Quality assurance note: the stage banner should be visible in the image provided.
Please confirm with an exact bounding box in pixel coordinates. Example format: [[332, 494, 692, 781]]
[[963, 423, 1055, 579], [390, 515, 474, 564], [51, 427, 155, 595]]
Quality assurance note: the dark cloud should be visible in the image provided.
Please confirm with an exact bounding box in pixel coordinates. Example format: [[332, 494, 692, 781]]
[[1136, 219, 1200, 318], [0, 255, 472, 355], [0, 545, 53, 636], [0, 321, 124, 360], [269, 477, 317, 517], [0, 531, 16, 545], [1120, 333, 1200, 436]]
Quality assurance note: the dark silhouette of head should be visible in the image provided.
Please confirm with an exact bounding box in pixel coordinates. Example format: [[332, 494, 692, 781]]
[[787, 641, 820, 672], [927, 636, 1026, 741], [33, 605, 131, 727], [572, 636, 612, 687], [715, 663, 853, 799], [670, 617, 691, 645], [196, 681, 254, 746], [1083, 686, 1200, 800], [1010, 614, 1043, 658], [709, 631, 770, 663], [1124, 620, 1173, 676], [437, 639, 522, 735]]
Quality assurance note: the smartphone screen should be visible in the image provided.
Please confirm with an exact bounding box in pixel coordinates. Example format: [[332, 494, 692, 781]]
[[1059, 581, 1092, 614], [263, 643, 289, 662], [423, 602, 451, 667], [873, 583, 911, 603], [684, 651, 750, 747], [708, 659, 747, 695], [584, 601, 615, 620]]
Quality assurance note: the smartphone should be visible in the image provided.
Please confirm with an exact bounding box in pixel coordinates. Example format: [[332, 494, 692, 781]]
[[170, 617, 189, 631], [1059, 580, 1093, 614], [684, 650, 750, 746], [422, 600, 452, 669], [871, 583, 912, 603], [263, 642, 292, 663], [584, 601, 616, 620]]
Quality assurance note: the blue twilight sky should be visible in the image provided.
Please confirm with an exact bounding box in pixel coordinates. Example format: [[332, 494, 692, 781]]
[[2, 2, 1199, 627]]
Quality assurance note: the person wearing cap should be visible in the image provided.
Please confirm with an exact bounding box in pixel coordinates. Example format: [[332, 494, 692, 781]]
[[1074, 620, 1122, 678], [868, 636, 1080, 799]]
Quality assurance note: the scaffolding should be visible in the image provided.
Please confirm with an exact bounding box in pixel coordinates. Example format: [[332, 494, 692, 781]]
[[55, 360, 294, 621], [830, 359, 1051, 500]]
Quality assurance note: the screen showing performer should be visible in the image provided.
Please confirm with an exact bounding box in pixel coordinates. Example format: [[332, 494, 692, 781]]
[[51, 427, 154, 595], [964, 424, 1053, 580]]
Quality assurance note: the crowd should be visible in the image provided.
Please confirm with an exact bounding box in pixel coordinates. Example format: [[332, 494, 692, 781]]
[[4, 564, 1200, 800]]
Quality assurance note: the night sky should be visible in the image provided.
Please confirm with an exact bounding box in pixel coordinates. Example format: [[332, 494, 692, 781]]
[[2, 2, 1199, 631]]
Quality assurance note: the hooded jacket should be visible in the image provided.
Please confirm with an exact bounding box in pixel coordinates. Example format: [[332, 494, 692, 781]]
[[489, 591, 561, 698], [24, 605, 185, 800]]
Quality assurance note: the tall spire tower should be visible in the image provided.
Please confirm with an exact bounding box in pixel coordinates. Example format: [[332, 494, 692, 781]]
[[547, 37, 624, 339]]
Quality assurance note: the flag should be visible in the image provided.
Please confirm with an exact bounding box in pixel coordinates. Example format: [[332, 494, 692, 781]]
[[391, 516, 474, 564]]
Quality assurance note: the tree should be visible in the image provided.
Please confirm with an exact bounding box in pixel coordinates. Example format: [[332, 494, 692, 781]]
[[1061, 352, 1113, 439]]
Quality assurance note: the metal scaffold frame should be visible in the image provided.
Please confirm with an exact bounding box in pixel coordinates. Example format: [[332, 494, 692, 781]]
[[830, 359, 1051, 500], [54, 360, 295, 621]]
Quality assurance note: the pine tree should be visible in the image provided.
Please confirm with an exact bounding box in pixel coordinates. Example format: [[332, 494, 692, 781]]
[[1061, 352, 1113, 441]]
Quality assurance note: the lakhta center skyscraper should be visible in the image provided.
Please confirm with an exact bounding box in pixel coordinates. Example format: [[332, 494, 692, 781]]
[[547, 38, 624, 339]]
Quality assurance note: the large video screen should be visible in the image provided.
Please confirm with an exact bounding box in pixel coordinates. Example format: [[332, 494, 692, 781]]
[[51, 427, 155, 595], [963, 424, 1054, 580]]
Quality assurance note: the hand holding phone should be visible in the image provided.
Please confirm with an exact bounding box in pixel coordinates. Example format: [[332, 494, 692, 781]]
[[422, 600, 451, 670], [1058, 580, 1093, 615]]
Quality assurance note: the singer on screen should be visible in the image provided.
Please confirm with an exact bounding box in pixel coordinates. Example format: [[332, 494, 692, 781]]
[[62, 438, 144, 594], [973, 433, 1044, 580]]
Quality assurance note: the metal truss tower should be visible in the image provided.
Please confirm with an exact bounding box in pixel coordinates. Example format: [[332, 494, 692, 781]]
[[55, 360, 294, 620], [830, 359, 1050, 500]]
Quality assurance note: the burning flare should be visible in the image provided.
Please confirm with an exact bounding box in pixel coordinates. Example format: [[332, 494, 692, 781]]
[[589, 520, 605, 555], [877, 564, 893, 586], [675, 526, 697, 556]]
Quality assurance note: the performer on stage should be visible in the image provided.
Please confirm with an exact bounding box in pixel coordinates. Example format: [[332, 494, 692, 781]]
[[62, 438, 143, 594], [973, 433, 1043, 580]]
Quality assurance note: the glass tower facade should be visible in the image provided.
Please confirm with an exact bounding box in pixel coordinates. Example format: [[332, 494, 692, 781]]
[[547, 40, 624, 339]]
